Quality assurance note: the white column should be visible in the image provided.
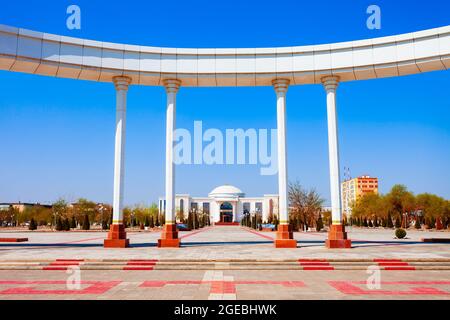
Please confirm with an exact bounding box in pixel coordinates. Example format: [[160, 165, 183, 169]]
[[272, 79, 290, 224], [232, 202, 236, 222], [163, 79, 181, 225], [112, 76, 131, 224], [322, 76, 342, 225]]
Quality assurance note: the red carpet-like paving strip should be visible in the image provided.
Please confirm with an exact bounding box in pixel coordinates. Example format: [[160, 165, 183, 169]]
[[43, 265, 77, 270], [374, 259, 414, 270], [299, 262, 330, 266], [0, 238, 28, 242], [329, 281, 450, 295], [241, 227, 274, 240], [303, 266, 335, 270], [0, 280, 121, 295]]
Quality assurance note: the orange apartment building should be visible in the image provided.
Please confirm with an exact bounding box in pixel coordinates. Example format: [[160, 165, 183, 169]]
[[341, 175, 379, 218]]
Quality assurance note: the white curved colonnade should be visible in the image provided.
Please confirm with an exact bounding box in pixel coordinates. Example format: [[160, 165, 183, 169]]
[[1, 24, 449, 248]]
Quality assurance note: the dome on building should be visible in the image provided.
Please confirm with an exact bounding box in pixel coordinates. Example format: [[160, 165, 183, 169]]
[[209, 185, 245, 198]]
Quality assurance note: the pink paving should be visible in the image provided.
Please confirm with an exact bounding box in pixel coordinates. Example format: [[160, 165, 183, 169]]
[[140, 280, 305, 295], [329, 281, 450, 295], [0, 280, 121, 295]]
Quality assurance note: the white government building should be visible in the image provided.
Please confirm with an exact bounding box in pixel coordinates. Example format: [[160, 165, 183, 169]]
[[159, 185, 278, 224], [1, 23, 448, 247]]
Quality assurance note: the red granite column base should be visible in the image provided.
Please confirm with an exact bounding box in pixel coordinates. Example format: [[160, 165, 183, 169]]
[[274, 224, 297, 248], [325, 224, 352, 248], [104, 224, 129, 248], [158, 224, 180, 248]]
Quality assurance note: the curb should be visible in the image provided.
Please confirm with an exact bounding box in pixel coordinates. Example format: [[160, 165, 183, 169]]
[[1, 258, 450, 271]]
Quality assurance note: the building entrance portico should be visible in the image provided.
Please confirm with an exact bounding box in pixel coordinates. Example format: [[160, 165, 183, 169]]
[[159, 185, 278, 225], [219, 202, 233, 223]]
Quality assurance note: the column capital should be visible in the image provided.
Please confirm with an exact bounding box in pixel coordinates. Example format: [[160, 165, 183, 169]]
[[321, 75, 340, 92], [272, 78, 290, 95], [113, 76, 131, 91], [163, 79, 181, 94]]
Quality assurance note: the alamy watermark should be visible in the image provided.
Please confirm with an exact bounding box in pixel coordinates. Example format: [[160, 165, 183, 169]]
[[366, 5, 381, 30], [174, 121, 278, 176], [66, 5, 81, 30], [366, 265, 381, 290], [66, 266, 81, 290]]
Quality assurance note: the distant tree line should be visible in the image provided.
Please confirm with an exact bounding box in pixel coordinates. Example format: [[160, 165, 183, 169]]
[[0, 198, 164, 231], [350, 184, 450, 229]]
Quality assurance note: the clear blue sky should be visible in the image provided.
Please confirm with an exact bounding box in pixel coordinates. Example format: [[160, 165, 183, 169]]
[[0, 0, 449, 206]]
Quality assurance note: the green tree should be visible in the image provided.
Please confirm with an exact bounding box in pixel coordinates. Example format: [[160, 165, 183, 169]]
[[385, 185, 416, 217], [415, 217, 421, 229], [149, 215, 154, 228], [155, 213, 160, 227], [316, 214, 324, 231], [29, 218, 37, 230], [55, 216, 63, 231], [387, 212, 394, 228], [82, 214, 90, 230], [395, 215, 402, 228], [74, 198, 96, 224], [70, 216, 77, 229], [63, 218, 70, 231]]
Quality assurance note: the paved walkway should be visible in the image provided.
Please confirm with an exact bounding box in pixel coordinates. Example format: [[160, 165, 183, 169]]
[[0, 269, 449, 300], [0, 226, 449, 260]]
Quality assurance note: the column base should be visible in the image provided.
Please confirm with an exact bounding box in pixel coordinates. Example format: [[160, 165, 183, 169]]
[[104, 224, 129, 248], [274, 224, 297, 248], [325, 224, 352, 249], [158, 224, 180, 248]]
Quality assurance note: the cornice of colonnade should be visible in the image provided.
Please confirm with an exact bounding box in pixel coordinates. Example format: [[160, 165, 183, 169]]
[[0, 24, 449, 87]]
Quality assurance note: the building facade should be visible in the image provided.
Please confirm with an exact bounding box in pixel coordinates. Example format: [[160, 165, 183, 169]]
[[159, 185, 279, 224], [341, 175, 379, 217]]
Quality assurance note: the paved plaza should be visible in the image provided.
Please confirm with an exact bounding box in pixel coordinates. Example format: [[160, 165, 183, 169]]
[[1, 226, 449, 260], [0, 226, 449, 300], [0, 269, 449, 300]]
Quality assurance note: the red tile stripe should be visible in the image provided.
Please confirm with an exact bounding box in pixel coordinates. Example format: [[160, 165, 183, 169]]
[[42, 267, 69, 271], [302, 266, 335, 270], [328, 281, 450, 295], [0, 280, 121, 295], [241, 227, 274, 240], [179, 227, 211, 239], [300, 262, 330, 266], [0, 238, 28, 242]]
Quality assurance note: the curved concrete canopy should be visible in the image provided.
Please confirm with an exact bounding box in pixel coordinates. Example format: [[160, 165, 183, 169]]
[[0, 24, 449, 87]]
